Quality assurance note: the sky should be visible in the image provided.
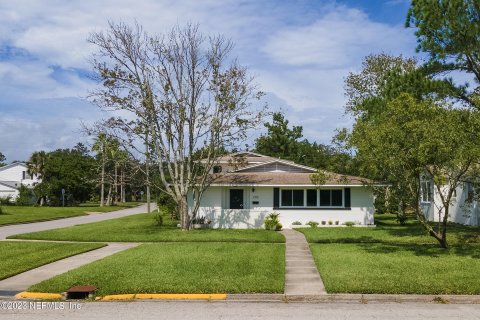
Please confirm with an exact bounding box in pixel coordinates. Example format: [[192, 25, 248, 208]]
[[0, 0, 418, 162]]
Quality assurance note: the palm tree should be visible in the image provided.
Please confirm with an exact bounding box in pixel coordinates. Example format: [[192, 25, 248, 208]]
[[27, 151, 47, 205]]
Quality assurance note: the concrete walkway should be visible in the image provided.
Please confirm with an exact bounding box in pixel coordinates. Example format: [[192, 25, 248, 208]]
[[0, 242, 140, 292], [0, 203, 155, 240], [281, 229, 326, 295]]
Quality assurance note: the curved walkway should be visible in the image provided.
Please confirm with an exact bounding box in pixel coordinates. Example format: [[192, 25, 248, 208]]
[[0, 203, 155, 240]]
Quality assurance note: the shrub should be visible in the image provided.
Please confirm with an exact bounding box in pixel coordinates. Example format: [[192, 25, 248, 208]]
[[16, 184, 35, 206], [344, 221, 355, 227], [335, 220, 339, 225], [157, 192, 178, 220], [306, 221, 319, 228], [153, 213, 164, 226], [191, 216, 206, 224], [264, 212, 281, 231], [328, 220, 333, 225], [276, 223, 283, 231], [321, 220, 326, 225], [0, 195, 13, 205], [292, 221, 302, 225], [396, 213, 408, 225], [0, 207, 5, 215]]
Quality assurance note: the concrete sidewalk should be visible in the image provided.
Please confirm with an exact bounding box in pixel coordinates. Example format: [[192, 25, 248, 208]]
[[0, 242, 139, 292], [281, 229, 326, 295], [0, 203, 155, 240]]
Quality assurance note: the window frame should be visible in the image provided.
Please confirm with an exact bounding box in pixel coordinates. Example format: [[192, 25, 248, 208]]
[[420, 181, 433, 203], [279, 188, 344, 208]]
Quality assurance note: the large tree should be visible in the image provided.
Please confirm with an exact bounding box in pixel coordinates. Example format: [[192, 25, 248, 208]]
[[88, 22, 266, 230], [407, 0, 480, 108]]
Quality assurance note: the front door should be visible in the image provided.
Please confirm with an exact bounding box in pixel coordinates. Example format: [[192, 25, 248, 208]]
[[229, 189, 244, 209]]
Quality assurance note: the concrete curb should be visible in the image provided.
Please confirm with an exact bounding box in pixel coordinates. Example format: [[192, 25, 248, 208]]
[[8, 292, 480, 304], [228, 293, 480, 304], [97, 293, 227, 301], [15, 292, 62, 300]]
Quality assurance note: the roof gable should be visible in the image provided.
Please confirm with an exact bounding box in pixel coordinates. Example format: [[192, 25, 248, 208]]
[[0, 162, 27, 172], [234, 159, 316, 173]]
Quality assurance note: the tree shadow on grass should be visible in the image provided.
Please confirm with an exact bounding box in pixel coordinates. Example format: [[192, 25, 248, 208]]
[[356, 242, 480, 259]]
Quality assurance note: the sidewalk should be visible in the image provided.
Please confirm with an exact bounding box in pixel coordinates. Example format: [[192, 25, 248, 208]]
[[281, 229, 326, 295], [0, 243, 139, 292], [0, 203, 155, 240]]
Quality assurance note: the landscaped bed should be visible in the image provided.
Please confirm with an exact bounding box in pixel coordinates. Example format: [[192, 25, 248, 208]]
[[0, 203, 141, 226], [0, 241, 105, 280], [299, 214, 480, 294], [9, 213, 285, 243], [28, 243, 285, 295]]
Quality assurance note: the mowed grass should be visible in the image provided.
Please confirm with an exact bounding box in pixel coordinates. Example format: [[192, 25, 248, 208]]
[[300, 214, 480, 294], [9, 213, 285, 243], [29, 243, 285, 295], [0, 241, 105, 280], [297, 214, 480, 246], [0, 203, 141, 226], [310, 243, 480, 294]]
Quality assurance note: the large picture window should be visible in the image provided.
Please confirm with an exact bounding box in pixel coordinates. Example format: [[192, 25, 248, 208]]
[[281, 189, 304, 207], [281, 188, 343, 208]]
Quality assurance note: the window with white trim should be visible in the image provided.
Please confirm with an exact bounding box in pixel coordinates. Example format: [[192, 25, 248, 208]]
[[280, 188, 343, 208], [421, 181, 433, 202]]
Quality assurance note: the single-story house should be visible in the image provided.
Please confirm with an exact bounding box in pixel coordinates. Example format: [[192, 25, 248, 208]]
[[0, 162, 39, 201], [189, 152, 375, 229], [420, 176, 480, 226]]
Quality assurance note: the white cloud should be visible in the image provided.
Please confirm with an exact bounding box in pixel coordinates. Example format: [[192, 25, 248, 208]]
[[262, 6, 415, 68], [0, 1, 419, 160]]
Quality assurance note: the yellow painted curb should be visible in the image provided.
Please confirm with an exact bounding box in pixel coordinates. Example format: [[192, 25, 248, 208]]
[[15, 292, 62, 300], [98, 293, 227, 301]]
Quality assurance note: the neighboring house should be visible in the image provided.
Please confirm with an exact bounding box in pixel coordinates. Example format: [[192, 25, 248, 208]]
[[0, 163, 40, 201], [420, 176, 480, 226], [189, 152, 375, 229]]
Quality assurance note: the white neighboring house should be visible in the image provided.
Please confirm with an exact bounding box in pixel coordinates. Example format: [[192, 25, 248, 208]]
[[0, 163, 40, 202], [420, 177, 480, 226], [189, 152, 376, 229]]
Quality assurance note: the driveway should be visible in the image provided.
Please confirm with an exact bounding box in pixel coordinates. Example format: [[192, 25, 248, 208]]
[[0, 203, 155, 240]]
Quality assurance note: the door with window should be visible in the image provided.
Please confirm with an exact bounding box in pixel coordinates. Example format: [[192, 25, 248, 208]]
[[229, 189, 244, 209]]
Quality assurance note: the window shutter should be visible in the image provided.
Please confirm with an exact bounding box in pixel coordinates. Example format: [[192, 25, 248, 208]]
[[344, 188, 351, 208], [273, 188, 279, 208]]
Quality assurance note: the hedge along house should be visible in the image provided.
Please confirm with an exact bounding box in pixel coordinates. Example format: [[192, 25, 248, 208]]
[[189, 152, 375, 228]]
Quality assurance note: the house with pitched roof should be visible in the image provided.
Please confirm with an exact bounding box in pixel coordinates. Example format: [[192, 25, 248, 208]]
[[0, 163, 40, 201], [189, 152, 375, 228]]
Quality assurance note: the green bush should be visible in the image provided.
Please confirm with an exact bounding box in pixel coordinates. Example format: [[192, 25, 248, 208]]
[[307, 221, 319, 228], [396, 213, 408, 225], [264, 212, 281, 231], [321, 221, 326, 225], [16, 184, 35, 206], [328, 220, 333, 225], [292, 221, 302, 225], [344, 221, 355, 227], [153, 213, 164, 226], [0, 207, 5, 215], [0, 196, 13, 205], [157, 192, 178, 220]]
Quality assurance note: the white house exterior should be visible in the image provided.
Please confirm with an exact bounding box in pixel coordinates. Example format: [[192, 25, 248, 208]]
[[189, 152, 375, 229], [420, 178, 480, 226], [0, 163, 40, 201]]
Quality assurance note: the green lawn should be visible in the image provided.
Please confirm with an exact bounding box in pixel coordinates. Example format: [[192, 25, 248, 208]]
[[0, 241, 105, 280], [0, 203, 141, 226], [297, 214, 480, 246], [29, 243, 285, 295], [300, 214, 480, 294], [310, 243, 480, 294], [9, 213, 285, 243]]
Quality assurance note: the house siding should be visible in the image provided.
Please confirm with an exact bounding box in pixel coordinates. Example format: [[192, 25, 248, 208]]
[[190, 186, 374, 229]]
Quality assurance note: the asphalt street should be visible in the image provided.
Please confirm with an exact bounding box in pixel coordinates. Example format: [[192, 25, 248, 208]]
[[1, 300, 480, 320]]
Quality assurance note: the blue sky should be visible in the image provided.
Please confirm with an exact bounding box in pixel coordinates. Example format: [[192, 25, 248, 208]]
[[0, 0, 417, 161]]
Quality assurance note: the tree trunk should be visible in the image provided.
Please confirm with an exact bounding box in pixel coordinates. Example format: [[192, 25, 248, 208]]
[[120, 168, 125, 203], [100, 156, 105, 207], [113, 164, 118, 205], [106, 184, 112, 206], [179, 196, 189, 230]]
